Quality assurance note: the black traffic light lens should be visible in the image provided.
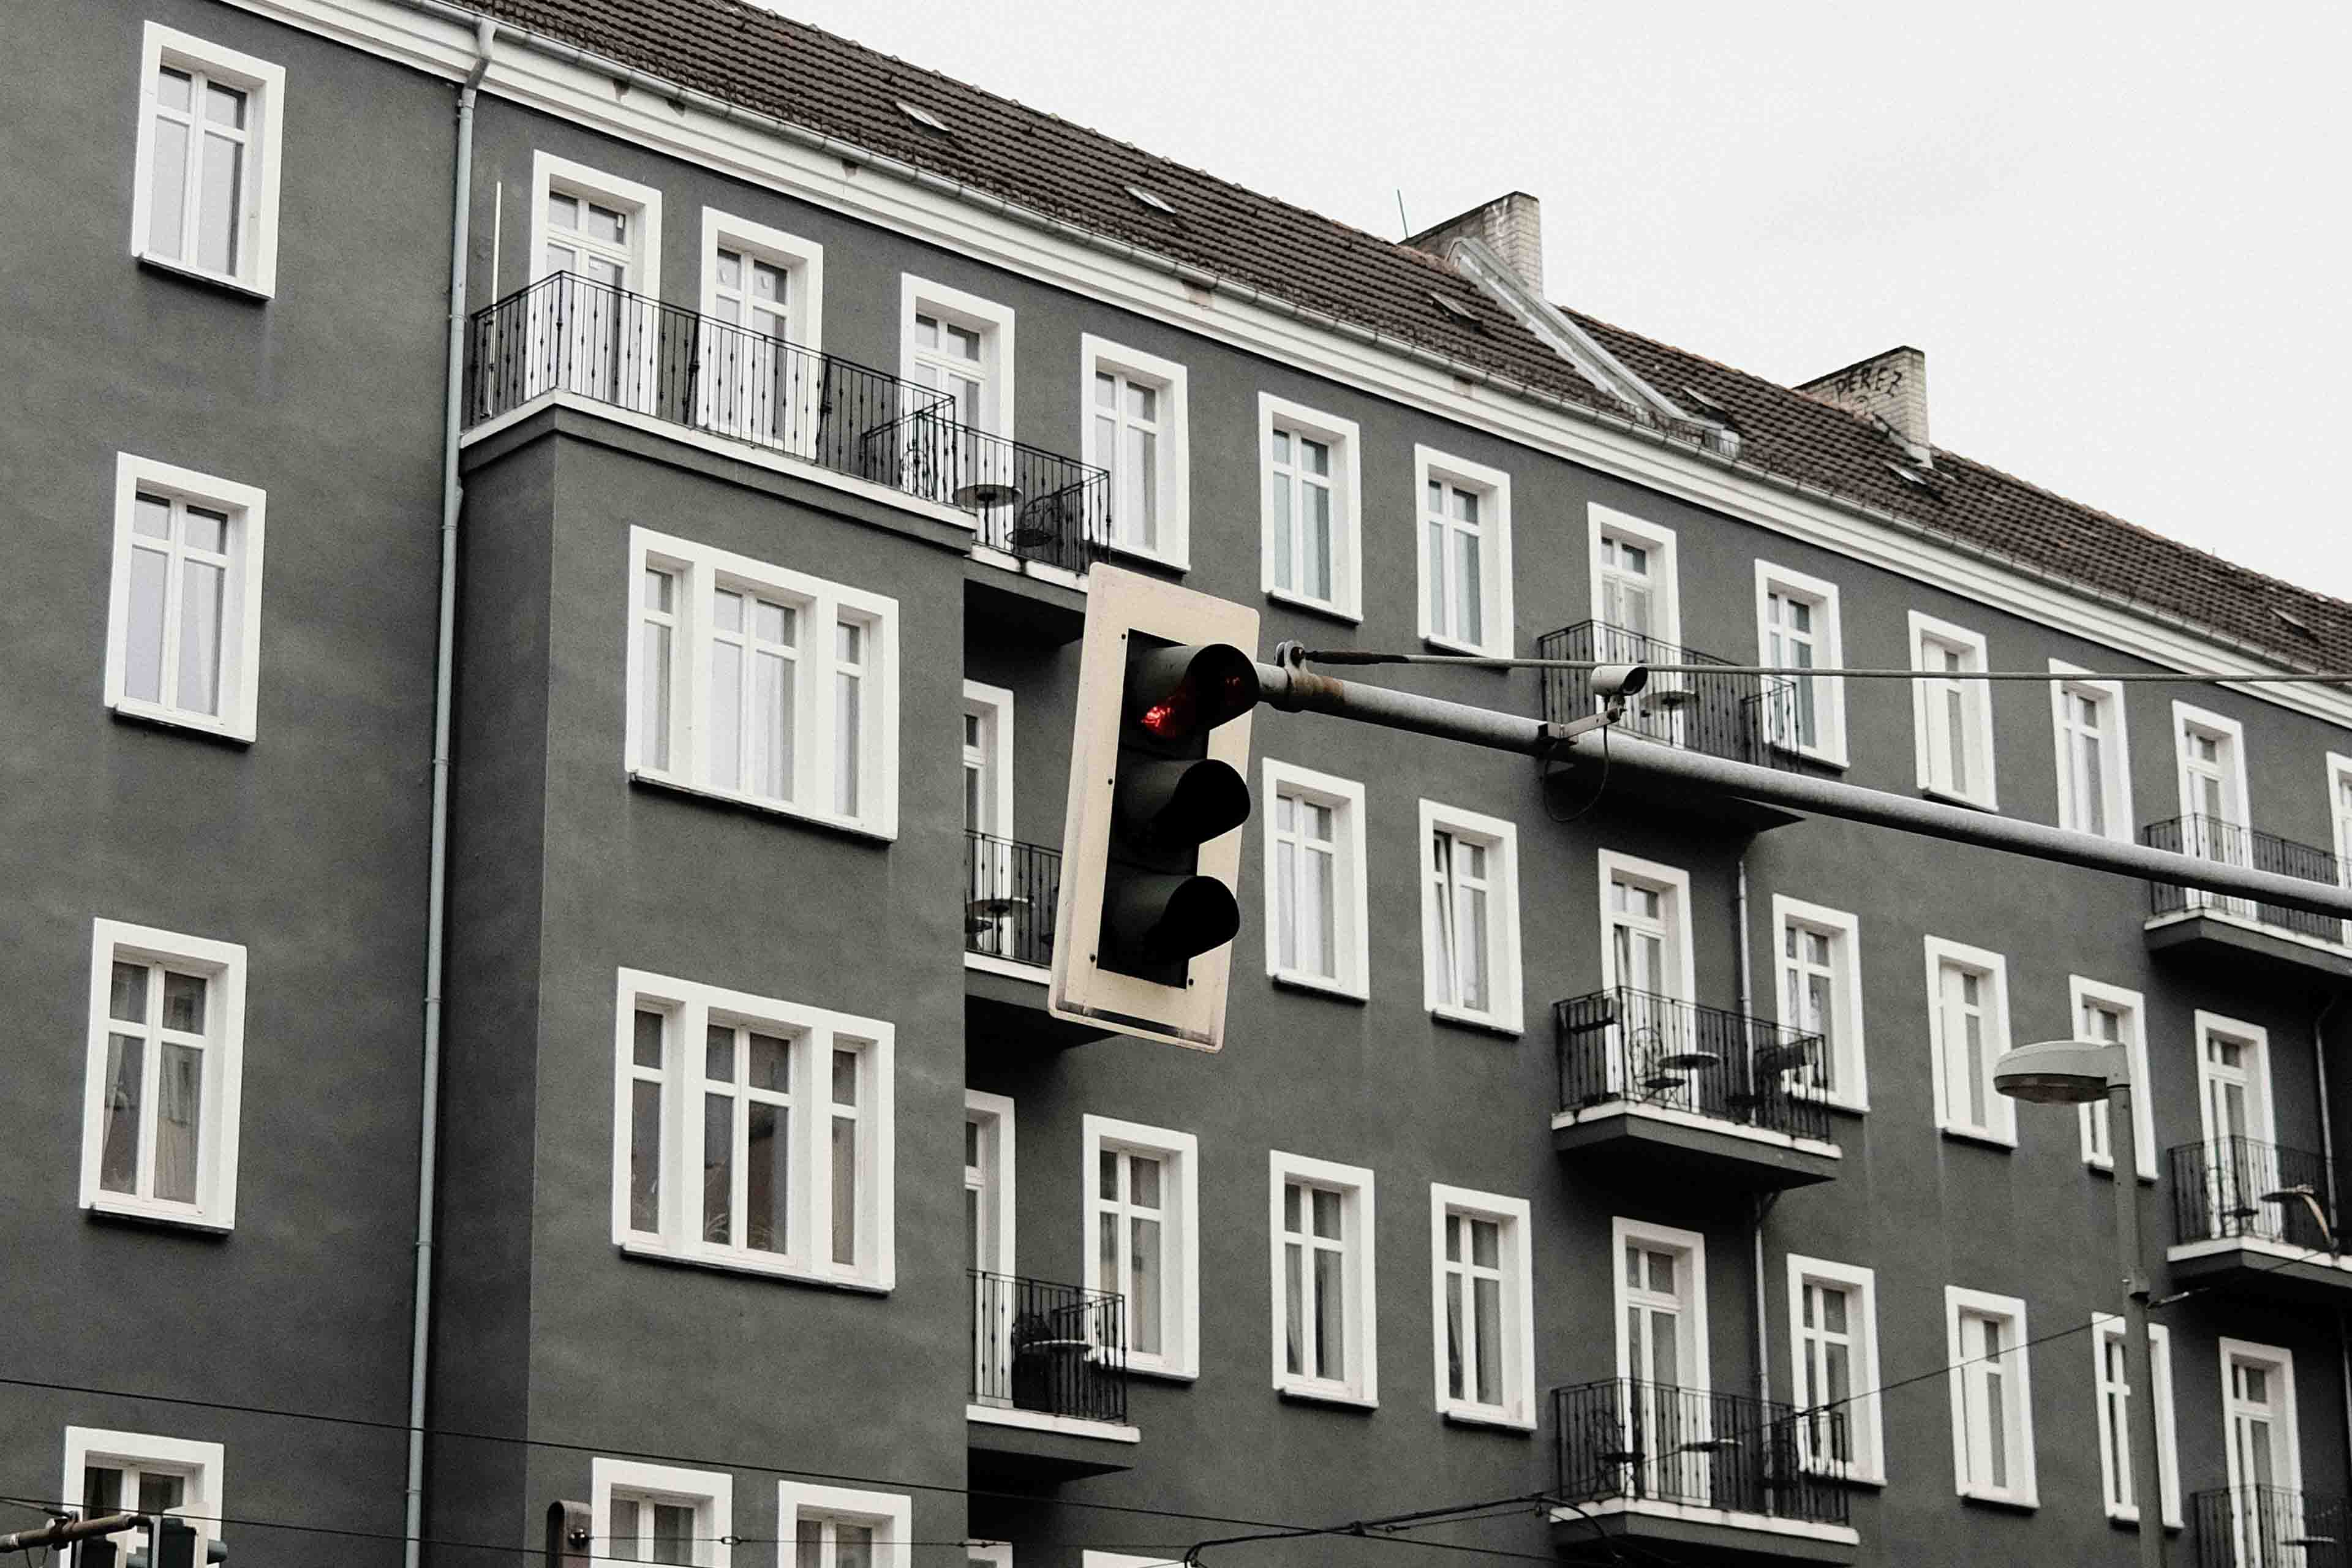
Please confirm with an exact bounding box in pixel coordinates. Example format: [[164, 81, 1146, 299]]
[[1114, 757, 1249, 850], [1103, 872, 1242, 966]]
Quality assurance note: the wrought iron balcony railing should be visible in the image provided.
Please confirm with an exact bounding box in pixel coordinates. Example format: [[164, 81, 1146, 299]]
[[970, 1270, 1127, 1426], [2141, 815, 2345, 945], [1553, 1378, 1850, 1527], [1555, 987, 1833, 1144], [2169, 1137, 2342, 1253], [1537, 620, 1798, 770], [965, 831, 1060, 969], [2193, 1485, 2350, 1568], [463, 274, 1110, 573]]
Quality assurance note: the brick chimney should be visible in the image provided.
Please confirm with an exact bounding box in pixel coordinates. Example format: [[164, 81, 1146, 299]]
[[1796, 345, 1931, 459], [1406, 192, 1543, 294]]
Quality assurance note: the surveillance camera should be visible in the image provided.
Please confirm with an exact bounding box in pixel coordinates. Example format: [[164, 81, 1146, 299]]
[[1592, 663, 1649, 701]]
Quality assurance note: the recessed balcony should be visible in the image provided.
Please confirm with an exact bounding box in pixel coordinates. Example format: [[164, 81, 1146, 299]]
[[967, 1269, 1136, 1482], [2166, 1137, 2352, 1299], [962, 831, 1106, 1048], [2139, 815, 2352, 984], [2192, 1485, 2348, 1568]]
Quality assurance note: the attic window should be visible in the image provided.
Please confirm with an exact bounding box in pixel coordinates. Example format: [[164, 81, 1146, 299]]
[[1428, 291, 1485, 329], [1126, 184, 1176, 215], [1681, 385, 1732, 420], [896, 100, 952, 137], [2274, 606, 2317, 637], [1886, 461, 1936, 490]]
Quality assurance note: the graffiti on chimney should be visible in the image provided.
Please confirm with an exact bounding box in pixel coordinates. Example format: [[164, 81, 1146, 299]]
[[1820, 363, 1905, 401]]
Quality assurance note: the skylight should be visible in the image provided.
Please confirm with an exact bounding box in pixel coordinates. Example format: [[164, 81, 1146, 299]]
[[1126, 184, 1176, 215], [897, 100, 952, 136], [1886, 461, 1934, 489], [1428, 291, 1484, 328], [2274, 605, 2316, 636]]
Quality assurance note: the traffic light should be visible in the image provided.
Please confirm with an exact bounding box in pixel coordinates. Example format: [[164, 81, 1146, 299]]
[[1052, 566, 1261, 1051], [125, 1519, 222, 1568]]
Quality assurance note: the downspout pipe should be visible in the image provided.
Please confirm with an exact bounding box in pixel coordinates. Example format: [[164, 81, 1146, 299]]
[[2317, 992, 2351, 1498], [405, 22, 495, 1568], [1736, 858, 1771, 1407]]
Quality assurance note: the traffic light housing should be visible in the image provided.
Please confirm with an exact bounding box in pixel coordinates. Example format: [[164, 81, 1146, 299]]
[[126, 1519, 222, 1568], [1052, 567, 1260, 1050]]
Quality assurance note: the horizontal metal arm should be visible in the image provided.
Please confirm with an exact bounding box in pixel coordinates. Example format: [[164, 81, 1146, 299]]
[[1290, 647, 2352, 685], [0, 1514, 144, 1552]]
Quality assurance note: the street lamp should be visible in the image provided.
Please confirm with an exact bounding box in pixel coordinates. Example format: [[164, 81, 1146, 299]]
[[1992, 1040, 2166, 1568]]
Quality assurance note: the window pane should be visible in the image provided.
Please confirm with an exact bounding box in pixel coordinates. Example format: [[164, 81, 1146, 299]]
[[183, 507, 227, 554], [837, 665, 862, 815], [794, 1523, 819, 1567], [1446, 1272, 1466, 1399], [1473, 1274, 1502, 1404], [149, 115, 190, 257], [709, 640, 742, 788], [751, 649, 792, 799], [1128, 1154, 1160, 1209], [1313, 1245, 1344, 1375], [1130, 1215, 1161, 1354], [1283, 1243, 1305, 1374], [176, 558, 225, 715], [1311, 1186, 1341, 1240], [100, 1033, 145, 1194], [642, 620, 673, 769], [111, 962, 149, 1023], [127, 546, 169, 703], [703, 1091, 733, 1244], [1471, 1217, 1499, 1268], [198, 132, 243, 274], [835, 1524, 873, 1568], [630, 1079, 662, 1232], [1303, 483, 1333, 600], [155, 1041, 203, 1202], [650, 1504, 694, 1567], [1267, 469, 1292, 592], [745, 1100, 786, 1253], [831, 1109, 858, 1265]]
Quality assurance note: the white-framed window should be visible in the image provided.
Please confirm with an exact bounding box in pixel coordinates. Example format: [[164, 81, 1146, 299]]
[[1414, 447, 1513, 657], [696, 208, 824, 451], [1772, 895, 1867, 1110], [80, 919, 246, 1231], [1270, 1150, 1378, 1406], [2092, 1316, 2180, 1528], [1598, 851, 1694, 1004], [130, 24, 285, 296], [1261, 759, 1370, 999], [902, 276, 1015, 437], [1909, 612, 1996, 807], [965, 1090, 1014, 1276], [1613, 1218, 1709, 1499], [592, 1459, 733, 1568], [1945, 1286, 2037, 1507], [1082, 1115, 1200, 1381], [2329, 752, 2352, 940], [611, 968, 895, 1291], [1754, 562, 1846, 765], [2173, 703, 2252, 918], [1082, 336, 1189, 567], [777, 1481, 908, 1568], [1923, 937, 2014, 1146], [2071, 978, 2156, 1180], [960, 681, 1014, 842], [625, 526, 899, 839], [527, 153, 663, 410], [1417, 801, 1521, 1033], [2220, 1339, 2302, 1501], [105, 454, 268, 742], [63, 1429, 224, 1568], [1428, 1184, 1534, 1428], [1589, 508, 1679, 647], [2195, 1011, 2282, 1240], [1258, 394, 1362, 620], [1785, 1255, 1883, 1485], [966, 1545, 1012, 1568], [2049, 662, 2132, 841]]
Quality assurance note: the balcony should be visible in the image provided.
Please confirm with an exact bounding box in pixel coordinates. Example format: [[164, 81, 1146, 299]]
[[1551, 1378, 1856, 1564], [2166, 1137, 2352, 1299], [962, 831, 1105, 1048], [967, 1270, 1136, 1482], [1553, 989, 1840, 1189], [2193, 1486, 2349, 1568], [2140, 816, 2352, 984]]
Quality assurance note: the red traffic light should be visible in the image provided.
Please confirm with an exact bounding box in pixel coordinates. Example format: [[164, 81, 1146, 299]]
[[1126, 645, 1259, 744]]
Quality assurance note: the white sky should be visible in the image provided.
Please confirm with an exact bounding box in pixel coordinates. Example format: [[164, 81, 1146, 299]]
[[780, 0, 2352, 601]]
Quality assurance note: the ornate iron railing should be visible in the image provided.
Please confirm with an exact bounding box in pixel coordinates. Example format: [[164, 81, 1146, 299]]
[[1553, 1378, 1849, 1526], [2192, 1485, 2351, 1568], [2169, 1137, 2341, 1253], [2141, 815, 2345, 944], [1537, 620, 1798, 769], [969, 1270, 1127, 1425], [1555, 987, 1833, 1144], [964, 832, 1060, 969]]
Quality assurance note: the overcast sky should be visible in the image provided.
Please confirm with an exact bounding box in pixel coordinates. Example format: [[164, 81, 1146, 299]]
[[782, 0, 2352, 600]]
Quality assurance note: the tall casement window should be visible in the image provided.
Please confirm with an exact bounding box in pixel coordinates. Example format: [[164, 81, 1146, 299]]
[[2049, 663, 2132, 840], [528, 153, 663, 410], [1614, 1219, 1709, 1502], [1773, 897, 1867, 1110], [2195, 1012, 2280, 1240], [593, 1460, 733, 1568], [1754, 562, 1846, 764], [1945, 1287, 2037, 1507], [1083, 1115, 1201, 1379], [2091, 1317, 2180, 1527], [1589, 510, 1679, 648], [2220, 1340, 2302, 1506], [2173, 703, 2252, 916], [1909, 611, 1996, 807], [902, 277, 1015, 437], [2071, 978, 2155, 1179], [1923, 937, 2014, 1145], [1785, 1256, 1884, 1484], [1428, 1185, 1535, 1428], [2330, 753, 2352, 942], [964, 1091, 1014, 1277], [131, 25, 285, 295], [1258, 394, 1362, 620], [777, 1482, 910, 1568], [1269, 1151, 1378, 1406], [1599, 851, 1693, 1007], [696, 208, 824, 452], [612, 969, 895, 1290], [64, 1430, 224, 1568], [1261, 760, 1370, 998], [1417, 801, 1523, 1033], [1414, 447, 1513, 657], [1082, 337, 1189, 565], [80, 920, 246, 1231], [627, 527, 899, 839], [106, 455, 268, 742]]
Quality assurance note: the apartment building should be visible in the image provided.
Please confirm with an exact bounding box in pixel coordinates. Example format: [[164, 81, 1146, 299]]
[[8, 2, 2352, 1567]]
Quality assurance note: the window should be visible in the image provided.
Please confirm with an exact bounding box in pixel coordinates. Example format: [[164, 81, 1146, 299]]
[[1945, 1287, 2036, 1506], [1258, 394, 1362, 619], [2049, 662, 2132, 840], [1598, 851, 1692, 1005], [593, 1460, 732, 1568], [1082, 337, 1189, 565], [2331, 752, 2352, 941], [777, 1482, 908, 1568], [527, 153, 663, 410], [1754, 563, 1846, 764], [1082, 1117, 1199, 1379], [902, 276, 1015, 437], [2220, 1340, 2302, 1501], [612, 968, 894, 1290], [1428, 1185, 1534, 1428], [131, 24, 284, 295], [1269, 1150, 1378, 1406], [1773, 896, 1867, 1110], [1417, 801, 1522, 1033], [1261, 760, 1370, 998], [964, 1091, 1014, 1276], [1785, 1256, 1883, 1484], [1613, 1218, 1709, 1499], [1923, 937, 2013, 1145], [626, 526, 899, 839], [967, 1547, 1012, 1568], [1589, 508, 1679, 647], [1910, 612, 1996, 807], [63, 1429, 224, 1568], [2173, 703, 2252, 916], [2092, 1317, 2180, 1527], [2196, 1012, 2281, 1241], [1414, 447, 1513, 657], [2071, 978, 2155, 1180], [80, 920, 246, 1231], [696, 208, 824, 451], [105, 454, 268, 741]]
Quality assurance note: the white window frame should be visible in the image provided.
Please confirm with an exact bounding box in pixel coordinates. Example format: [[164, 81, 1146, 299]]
[[901, 276, 1016, 438], [1784, 1254, 1883, 1485], [2328, 752, 2352, 940], [591, 1458, 733, 1568], [2070, 977, 2156, 1182], [2173, 699, 2251, 826], [966, 1546, 1012, 1568], [1588, 507, 1681, 650], [624, 525, 900, 840], [1944, 1286, 2037, 1507], [1082, 336, 1189, 568], [1261, 758, 1370, 1000], [2220, 1338, 2303, 1496], [2048, 660, 2133, 842], [960, 680, 1015, 842], [1081, 1115, 1200, 1381], [80, 919, 246, 1231], [609, 968, 895, 1291], [1427, 1183, 1535, 1430], [1612, 1216, 1709, 1389], [1257, 393, 1363, 621], [776, 1481, 910, 1568], [1923, 936, 2015, 1147], [1909, 611, 1997, 809], [527, 152, 664, 412], [1771, 895, 1868, 1112], [1268, 1149, 1378, 1408], [1753, 562, 1847, 766], [130, 24, 285, 297], [694, 207, 825, 454], [61, 1429, 225, 1563], [2091, 1315, 2181, 1528], [1596, 850, 1695, 1003], [105, 454, 268, 742], [698, 207, 823, 355], [1416, 799, 1522, 1035], [1413, 446, 1513, 657], [965, 1090, 1015, 1276]]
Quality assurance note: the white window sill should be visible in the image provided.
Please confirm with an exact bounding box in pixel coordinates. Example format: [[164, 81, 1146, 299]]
[[629, 770, 894, 843], [85, 1193, 232, 1234], [2083, 1158, 2160, 1185], [1958, 1486, 2038, 1512], [110, 698, 255, 746], [1440, 1404, 1536, 1434], [1125, 1360, 1199, 1384], [1429, 1004, 1522, 1039], [1822, 1095, 1870, 1116], [1276, 1380, 1377, 1411], [619, 1236, 891, 1294], [136, 250, 273, 301], [1421, 632, 1506, 660], [1920, 783, 1999, 813], [1264, 586, 1361, 624], [1940, 1125, 2018, 1152], [1770, 740, 1849, 771], [2103, 1507, 2185, 1532], [1104, 538, 1189, 574], [1270, 970, 1368, 1003], [1801, 1463, 1884, 1489]]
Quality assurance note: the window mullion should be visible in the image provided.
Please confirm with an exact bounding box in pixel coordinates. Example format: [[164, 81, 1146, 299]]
[[136, 962, 165, 1198]]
